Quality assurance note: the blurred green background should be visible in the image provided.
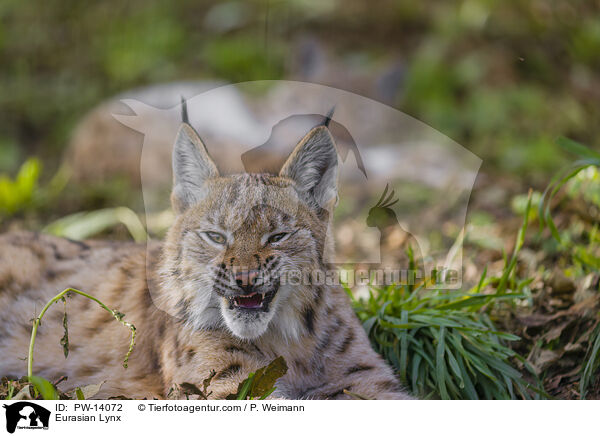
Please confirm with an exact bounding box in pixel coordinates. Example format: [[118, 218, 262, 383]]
[[1, 0, 599, 399], [1, 0, 599, 181]]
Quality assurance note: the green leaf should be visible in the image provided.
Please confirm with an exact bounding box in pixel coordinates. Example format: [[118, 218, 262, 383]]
[[229, 376, 253, 400], [399, 310, 409, 383], [411, 353, 423, 394], [435, 327, 449, 399], [249, 356, 288, 399], [15, 158, 41, 201], [556, 136, 600, 160], [75, 388, 85, 400], [0, 158, 41, 216], [43, 207, 147, 242], [28, 376, 58, 400], [228, 357, 288, 400], [435, 293, 526, 311]]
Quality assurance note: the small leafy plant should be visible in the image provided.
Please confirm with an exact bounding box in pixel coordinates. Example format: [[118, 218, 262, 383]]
[[0, 158, 41, 217], [0, 158, 69, 222], [167, 357, 288, 400], [227, 356, 288, 400], [540, 137, 600, 244], [21, 287, 136, 400]]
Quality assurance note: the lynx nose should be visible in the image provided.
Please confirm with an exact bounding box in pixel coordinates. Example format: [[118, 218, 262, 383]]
[[234, 270, 259, 294]]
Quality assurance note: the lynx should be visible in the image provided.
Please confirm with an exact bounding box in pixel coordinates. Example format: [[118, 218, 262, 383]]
[[0, 116, 411, 399]]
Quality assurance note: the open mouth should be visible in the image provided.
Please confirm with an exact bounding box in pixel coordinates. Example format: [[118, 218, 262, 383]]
[[229, 288, 278, 312]]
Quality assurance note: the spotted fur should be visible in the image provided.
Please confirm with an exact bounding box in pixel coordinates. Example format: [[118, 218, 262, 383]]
[[0, 122, 412, 400]]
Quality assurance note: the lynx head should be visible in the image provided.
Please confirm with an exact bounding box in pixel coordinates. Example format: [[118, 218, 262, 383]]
[[159, 120, 338, 340]]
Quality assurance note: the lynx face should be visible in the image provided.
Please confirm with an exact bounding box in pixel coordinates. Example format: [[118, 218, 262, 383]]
[[160, 122, 338, 340]]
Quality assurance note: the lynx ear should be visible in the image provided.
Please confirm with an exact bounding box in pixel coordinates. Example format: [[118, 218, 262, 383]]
[[171, 123, 219, 213], [280, 126, 338, 211]]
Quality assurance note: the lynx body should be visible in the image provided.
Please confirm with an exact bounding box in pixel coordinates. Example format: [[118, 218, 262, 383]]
[[0, 121, 411, 399]]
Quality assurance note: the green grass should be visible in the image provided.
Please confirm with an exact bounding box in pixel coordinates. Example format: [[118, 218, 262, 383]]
[[539, 137, 600, 398], [349, 285, 542, 399], [348, 194, 543, 399], [346, 139, 600, 400]]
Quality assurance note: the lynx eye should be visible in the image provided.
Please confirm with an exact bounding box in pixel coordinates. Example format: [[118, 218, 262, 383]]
[[267, 232, 289, 244], [204, 231, 227, 245]]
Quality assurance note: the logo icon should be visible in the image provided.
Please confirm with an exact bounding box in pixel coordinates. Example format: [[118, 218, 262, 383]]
[[3, 402, 50, 433], [366, 183, 424, 277]]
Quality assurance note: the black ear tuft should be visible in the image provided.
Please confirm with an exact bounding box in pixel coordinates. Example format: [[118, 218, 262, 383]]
[[322, 106, 335, 128], [180, 96, 189, 124]]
